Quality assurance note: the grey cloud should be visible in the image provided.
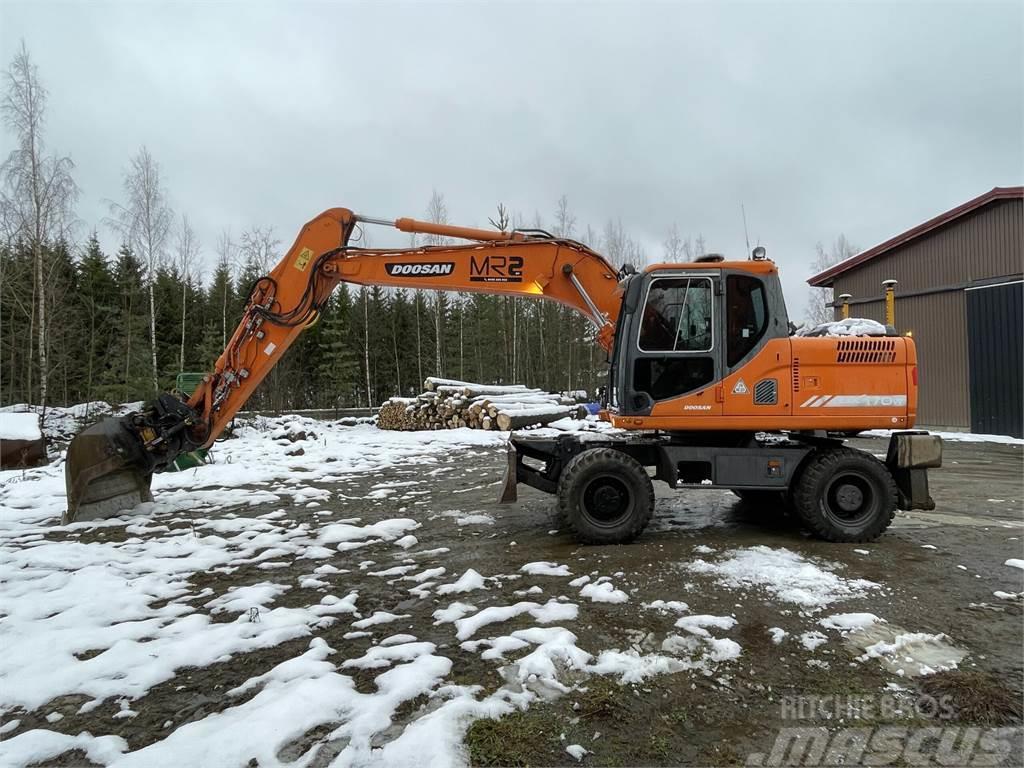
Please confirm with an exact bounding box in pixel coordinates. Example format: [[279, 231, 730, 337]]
[[2, 0, 1020, 319]]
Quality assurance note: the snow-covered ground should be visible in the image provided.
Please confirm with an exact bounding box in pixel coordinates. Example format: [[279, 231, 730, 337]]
[[0, 415, 1020, 766], [1, 418, 753, 766], [863, 428, 1024, 446]]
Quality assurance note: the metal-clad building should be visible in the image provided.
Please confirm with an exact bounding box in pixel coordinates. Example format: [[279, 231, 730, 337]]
[[809, 187, 1023, 436]]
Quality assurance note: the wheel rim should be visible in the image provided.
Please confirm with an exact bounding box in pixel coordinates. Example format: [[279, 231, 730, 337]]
[[822, 470, 877, 527], [580, 475, 634, 528]]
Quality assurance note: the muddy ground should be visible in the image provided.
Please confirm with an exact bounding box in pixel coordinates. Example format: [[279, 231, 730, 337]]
[[4, 432, 1023, 767]]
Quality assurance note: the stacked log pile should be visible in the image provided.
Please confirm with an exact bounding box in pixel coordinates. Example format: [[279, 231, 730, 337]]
[[377, 378, 587, 431]]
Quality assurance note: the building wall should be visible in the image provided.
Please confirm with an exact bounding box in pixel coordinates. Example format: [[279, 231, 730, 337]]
[[825, 198, 1022, 430], [838, 294, 969, 428]]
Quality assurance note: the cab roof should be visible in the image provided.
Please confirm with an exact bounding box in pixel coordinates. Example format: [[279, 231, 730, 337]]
[[643, 259, 778, 274]]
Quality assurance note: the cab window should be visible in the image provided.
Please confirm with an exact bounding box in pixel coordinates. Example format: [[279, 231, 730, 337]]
[[638, 277, 713, 352], [726, 274, 769, 366]]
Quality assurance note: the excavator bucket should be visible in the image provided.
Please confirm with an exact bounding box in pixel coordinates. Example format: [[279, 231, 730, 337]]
[[63, 417, 153, 525], [63, 394, 205, 525]]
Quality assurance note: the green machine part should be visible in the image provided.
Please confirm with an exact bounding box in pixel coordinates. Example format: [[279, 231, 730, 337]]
[[169, 372, 209, 472]]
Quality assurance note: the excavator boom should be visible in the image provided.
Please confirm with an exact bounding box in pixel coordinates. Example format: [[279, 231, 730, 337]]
[[64, 208, 623, 523]]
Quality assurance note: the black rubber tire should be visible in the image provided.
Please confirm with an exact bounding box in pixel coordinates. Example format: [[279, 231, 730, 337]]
[[557, 448, 655, 544], [792, 447, 897, 542]]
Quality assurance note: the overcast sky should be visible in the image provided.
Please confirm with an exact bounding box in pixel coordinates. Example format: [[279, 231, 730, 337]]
[[2, 0, 1021, 319]]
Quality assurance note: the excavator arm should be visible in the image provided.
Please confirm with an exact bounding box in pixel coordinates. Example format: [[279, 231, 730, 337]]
[[64, 207, 623, 523]]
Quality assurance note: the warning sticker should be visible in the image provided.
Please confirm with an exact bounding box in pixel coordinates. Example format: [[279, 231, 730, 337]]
[[732, 379, 749, 395], [294, 247, 314, 272]]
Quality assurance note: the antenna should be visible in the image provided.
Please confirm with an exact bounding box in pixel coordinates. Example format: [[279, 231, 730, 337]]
[[741, 203, 751, 257]]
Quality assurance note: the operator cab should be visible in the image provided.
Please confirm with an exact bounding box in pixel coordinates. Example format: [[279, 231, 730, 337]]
[[609, 254, 789, 416]]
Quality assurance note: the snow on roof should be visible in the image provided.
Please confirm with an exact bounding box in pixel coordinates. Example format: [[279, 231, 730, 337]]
[[796, 318, 889, 337]]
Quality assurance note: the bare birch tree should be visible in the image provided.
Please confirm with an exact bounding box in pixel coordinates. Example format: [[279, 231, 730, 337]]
[[663, 223, 684, 260], [553, 195, 576, 239], [0, 41, 78, 406], [239, 225, 279, 273], [108, 146, 172, 393], [806, 234, 858, 325], [603, 218, 645, 266], [174, 214, 200, 372], [423, 189, 449, 377]]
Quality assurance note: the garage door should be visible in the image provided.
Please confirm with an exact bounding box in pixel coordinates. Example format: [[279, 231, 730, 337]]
[[966, 280, 1023, 437]]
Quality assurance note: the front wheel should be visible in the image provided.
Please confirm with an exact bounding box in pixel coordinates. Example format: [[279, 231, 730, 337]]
[[557, 448, 654, 544], [792, 447, 897, 542]]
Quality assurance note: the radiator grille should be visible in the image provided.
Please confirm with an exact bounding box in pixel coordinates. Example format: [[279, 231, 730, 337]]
[[836, 339, 897, 364], [792, 358, 800, 392], [754, 378, 778, 405]]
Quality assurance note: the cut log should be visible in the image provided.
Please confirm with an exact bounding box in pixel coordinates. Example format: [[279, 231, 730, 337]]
[[378, 380, 588, 432], [495, 405, 577, 431]]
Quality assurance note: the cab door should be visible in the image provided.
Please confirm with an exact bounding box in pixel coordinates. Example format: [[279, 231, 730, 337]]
[[618, 270, 723, 416], [720, 270, 792, 418]]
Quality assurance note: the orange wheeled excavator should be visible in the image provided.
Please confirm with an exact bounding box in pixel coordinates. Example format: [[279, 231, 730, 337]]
[[64, 208, 941, 543]]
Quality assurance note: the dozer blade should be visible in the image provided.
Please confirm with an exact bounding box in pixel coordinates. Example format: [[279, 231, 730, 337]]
[[64, 417, 153, 525], [498, 442, 518, 504]]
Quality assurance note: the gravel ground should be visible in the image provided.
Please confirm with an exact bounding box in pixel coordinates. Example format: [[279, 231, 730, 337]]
[[1, 421, 1021, 767]]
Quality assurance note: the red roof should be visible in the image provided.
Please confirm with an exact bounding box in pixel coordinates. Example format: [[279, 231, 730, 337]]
[[808, 186, 1024, 287]]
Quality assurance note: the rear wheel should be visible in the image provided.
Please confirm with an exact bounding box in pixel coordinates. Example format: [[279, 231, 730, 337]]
[[557, 448, 654, 544], [792, 448, 897, 542]]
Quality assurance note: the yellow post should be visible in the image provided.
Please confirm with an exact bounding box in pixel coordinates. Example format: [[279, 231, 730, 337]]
[[882, 279, 897, 326], [838, 293, 852, 319]]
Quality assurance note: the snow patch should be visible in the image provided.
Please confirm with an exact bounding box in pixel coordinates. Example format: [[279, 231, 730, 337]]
[[436, 568, 487, 595], [686, 546, 878, 611], [566, 743, 590, 761], [579, 581, 628, 604], [454, 600, 578, 640], [820, 613, 884, 631], [799, 631, 828, 651], [520, 561, 572, 577], [675, 614, 737, 638], [643, 599, 690, 613]]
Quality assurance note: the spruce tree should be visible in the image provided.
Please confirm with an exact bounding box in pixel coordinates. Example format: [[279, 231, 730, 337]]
[[75, 234, 117, 402], [316, 286, 360, 407]]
